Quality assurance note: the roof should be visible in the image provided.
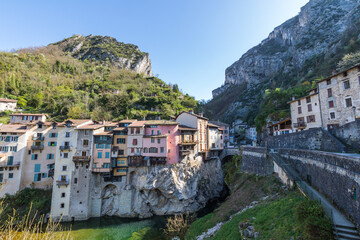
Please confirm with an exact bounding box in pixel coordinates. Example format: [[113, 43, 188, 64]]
[[0, 98, 17, 103], [268, 118, 292, 128], [26, 121, 53, 126], [104, 122, 118, 127], [316, 63, 360, 84], [77, 123, 105, 130], [178, 125, 197, 131], [58, 119, 92, 127], [208, 123, 220, 128], [10, 113, 48, 117], [113, 127, 126, 131], [209, 120, 229, 127], [288, 92, 318, 104], [144, 120, 178, 125], [119, 119, 137, 124], [0, 124, 27, 133], [93, 131, 113, 136], [128, 121, 147, 127], [175, 111, 208, 120]]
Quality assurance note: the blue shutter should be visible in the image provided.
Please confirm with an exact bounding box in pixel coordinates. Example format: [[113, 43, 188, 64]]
[[55, 133, 58, 138], [34, 174, 38, 182], [105, 152, 110, 158], [54, 142, 57, 146], [46, 154, 50, 159], [98, 152, 102, 158], [31, 154, 35, 160], [43, 173, 47, 178], [48, 142, 51, 146], [34, 164, 40, 173]]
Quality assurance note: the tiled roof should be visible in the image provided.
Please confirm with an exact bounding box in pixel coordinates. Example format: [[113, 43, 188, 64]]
[[0, 124, 27, 133], [178, 125, 197, 131], [208, 123, 220, 128], [0, 98, 17, 103], [144, 120, 178, 125], [113, 127, 126, 131], [176, 111, 208, 120], [10, 113, 48, 117], [77, 123, 105, 130], [209, 120, 229, 127], [93, 131, 113, 136], [128, 121, 147, 127], [58, 119, 92, 127], [119, 119, 137, 124]]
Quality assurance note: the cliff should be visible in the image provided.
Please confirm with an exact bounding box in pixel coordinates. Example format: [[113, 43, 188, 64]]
[[208, 0, 360, 122], [53, 34, 153, 76], [98, 157, 224, 218]]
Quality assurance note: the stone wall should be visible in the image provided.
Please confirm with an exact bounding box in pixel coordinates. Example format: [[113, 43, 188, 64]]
[[241, 146, 273, 176], [278, 149, 360, 228], [330, 119, 360, 151], [263, 128, 346, 152]]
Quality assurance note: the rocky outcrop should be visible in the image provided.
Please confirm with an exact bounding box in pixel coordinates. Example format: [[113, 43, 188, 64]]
[[210, 0, 360, 118], [53, 34, 153, 76], [98, 157, 223, 218]]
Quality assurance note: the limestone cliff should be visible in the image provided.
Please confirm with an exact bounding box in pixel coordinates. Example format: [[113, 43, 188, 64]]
[[53, 34, 153, 76], [97, 158, 223, 218], [208, 0, 360, 121]]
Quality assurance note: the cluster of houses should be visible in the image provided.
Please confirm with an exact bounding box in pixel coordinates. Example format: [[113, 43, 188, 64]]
[[0, 110, 228, 220], [269, 64, 360, 136]]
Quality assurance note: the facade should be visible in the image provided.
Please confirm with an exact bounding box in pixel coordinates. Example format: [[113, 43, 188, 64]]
[[0, 124, 30, 197], [209, 121, 229, 144], [268, 118, 293, 136], [178, 125, 197, 161], [92, 132, 112, 174], [317, 65, 360, 130], [127, 121, 146, 166], [245, 127, 257, 141], [20, 121, 55, 190], [0, 98, 17, 112], [51, 119, 92, 222], [290, 89, 322, 131], [10, 113, 47, 124]]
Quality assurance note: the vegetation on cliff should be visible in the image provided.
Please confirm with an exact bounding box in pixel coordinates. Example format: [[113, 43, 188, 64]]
[[0, 40, 197, 121]]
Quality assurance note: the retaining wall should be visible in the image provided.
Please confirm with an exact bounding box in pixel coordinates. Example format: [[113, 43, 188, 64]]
[[240, 146, 273, 176]]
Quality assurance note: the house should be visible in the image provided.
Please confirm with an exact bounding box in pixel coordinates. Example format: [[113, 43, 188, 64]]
[[127, 121, 146, 166], [92, 131, 113, 174], [317, 64, 360, 130], [0, 98, 17, 112], [178, 125, 197, 161], [10, 113, 47, 124], [207, 123, 224, 159], [209, 120, 229, 144], [289, 88, 322, 131], [143, 120, 179, 165], [268, 118, 293, 136], [245, 126, 257, 142]]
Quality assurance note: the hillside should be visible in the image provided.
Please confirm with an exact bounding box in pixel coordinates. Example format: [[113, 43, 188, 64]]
[[0, 36, 197, 121], [207, 0, 360, 127]]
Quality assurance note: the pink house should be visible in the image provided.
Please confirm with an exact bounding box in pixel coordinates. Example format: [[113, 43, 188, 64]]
[[143, 120, 179, 165]]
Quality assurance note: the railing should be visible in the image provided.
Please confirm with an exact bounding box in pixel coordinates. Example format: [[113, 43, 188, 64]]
[[48, 169, 54, 178], [179, 150, 192, 156], [56, 180, 69, 186], [92, 167, 111, 173], [32, 136, 45, 141], [31, 145, 44, 150], [72, 156, 91, 161], [179, 140, 197, 145], [0, 162, 20, 168], [60, 146, 72, 151], [293, 122, 307, 128]]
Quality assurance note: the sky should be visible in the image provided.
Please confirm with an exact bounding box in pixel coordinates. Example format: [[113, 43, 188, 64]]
[[0, 0, 309, 100]]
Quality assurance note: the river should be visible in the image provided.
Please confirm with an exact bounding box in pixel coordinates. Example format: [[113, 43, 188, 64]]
[[58, 216, 167, 240]]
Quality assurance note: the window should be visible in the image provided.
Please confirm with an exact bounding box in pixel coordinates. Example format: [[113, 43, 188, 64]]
[[117, 138, 126, 144], [327, 88, 332, 97], [327, 79, 331, 85], [7, 156, 13, 166], [34, 164, 41, 173], [41, 173, 47, 178], [49, 141, 57, 147], [330, 112, 336, 119], [10, 146, 17, 152], [157, 139, 161, 144], [34, 173, 41, 182], [8, 173, 13, 179], [358, 76, 360, 85], [47, 154, 54, 160], [306, 115, 316, 123], [97, 152, 103, 158], [151, 138, 155, 143], [149, 147, 158, 153], [65, 132, 71, 138], [105, 144, 111, 149], [157, 130, 161, 135], [160, 147, 164, 153], [136, 128, 140, 134], [96, 144, 104, 149], [343, 80, 350, 90], [143, 147, 148, 153], [131, 148, 134, 153], [306, 97, 311, 103], [168, 149, 171, 153], [84, 130, 90, 136], [298, 107, 302, 114], [83, 140, 89, 146], [343, 71, 348, 77], [49, 133, 57, 138], [151, 130, 155, 135], [61, 193, 65, 198], [105, 152, 110, 158], [133, 139, 137, 145], [328, 100, 334, 108], [60, 203, 64, 208], [345, 98, 353, 107], [63, 153, 69, 158], [62, 165, 67, 171], [307, 104, 312, 112], [31, 154, 38, 160], [74, 178, 77, 184], [118, 149, 124, 155], [131, 128, 134, 134]]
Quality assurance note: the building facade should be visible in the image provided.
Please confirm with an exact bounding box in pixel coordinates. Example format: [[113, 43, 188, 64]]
[[0, 98, 17, 112], [10, 113, 47, 124]]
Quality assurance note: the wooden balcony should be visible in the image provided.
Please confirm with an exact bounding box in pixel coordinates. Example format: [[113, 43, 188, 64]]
[[31, 145, 44, 150], [0, 162, 20, 168], [56, 180, 69, 186], [92, 167, 111, 173], [72, 156, 91, 162], [179, 140, 197, 145]]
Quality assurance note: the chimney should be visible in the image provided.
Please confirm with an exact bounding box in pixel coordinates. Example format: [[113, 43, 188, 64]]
[[102, 119, 105, 125], [199, 113, 204, 117], [292, 96, 295, 101], [189, 110, 194, 114]]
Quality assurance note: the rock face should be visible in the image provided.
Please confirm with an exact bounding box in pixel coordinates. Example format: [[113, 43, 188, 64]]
[[210, 0, 360, 120], [53, 34, 153, 76], [96, 157, 223, 218]]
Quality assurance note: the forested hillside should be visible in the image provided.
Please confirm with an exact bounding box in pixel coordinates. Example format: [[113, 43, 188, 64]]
[[0, 37, 197, 122]]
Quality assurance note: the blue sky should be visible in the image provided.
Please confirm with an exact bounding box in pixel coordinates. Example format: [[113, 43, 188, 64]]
[[0, 0, 309, 100]]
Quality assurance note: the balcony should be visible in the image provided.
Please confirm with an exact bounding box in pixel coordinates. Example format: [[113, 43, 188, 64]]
[[32, 136, 45, 141], [179, 150, 191, 156], [179, 140, 197, 145], [92, 167, 111, 173], [31, 145, 44, 150], [72, 156, 91, 162], [0, 162, 20, 168], [293, 122, 307, 128], [48, 169, 54, 178], [60, 146, 72, 151], [56, 180, 69, 186]]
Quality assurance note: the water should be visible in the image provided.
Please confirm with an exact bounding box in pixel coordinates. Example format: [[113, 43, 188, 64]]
[[58, 216, 167, 240]]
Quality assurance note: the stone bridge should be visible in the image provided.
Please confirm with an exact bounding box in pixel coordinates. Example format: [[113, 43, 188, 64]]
[[219, 147, 240, 162]]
